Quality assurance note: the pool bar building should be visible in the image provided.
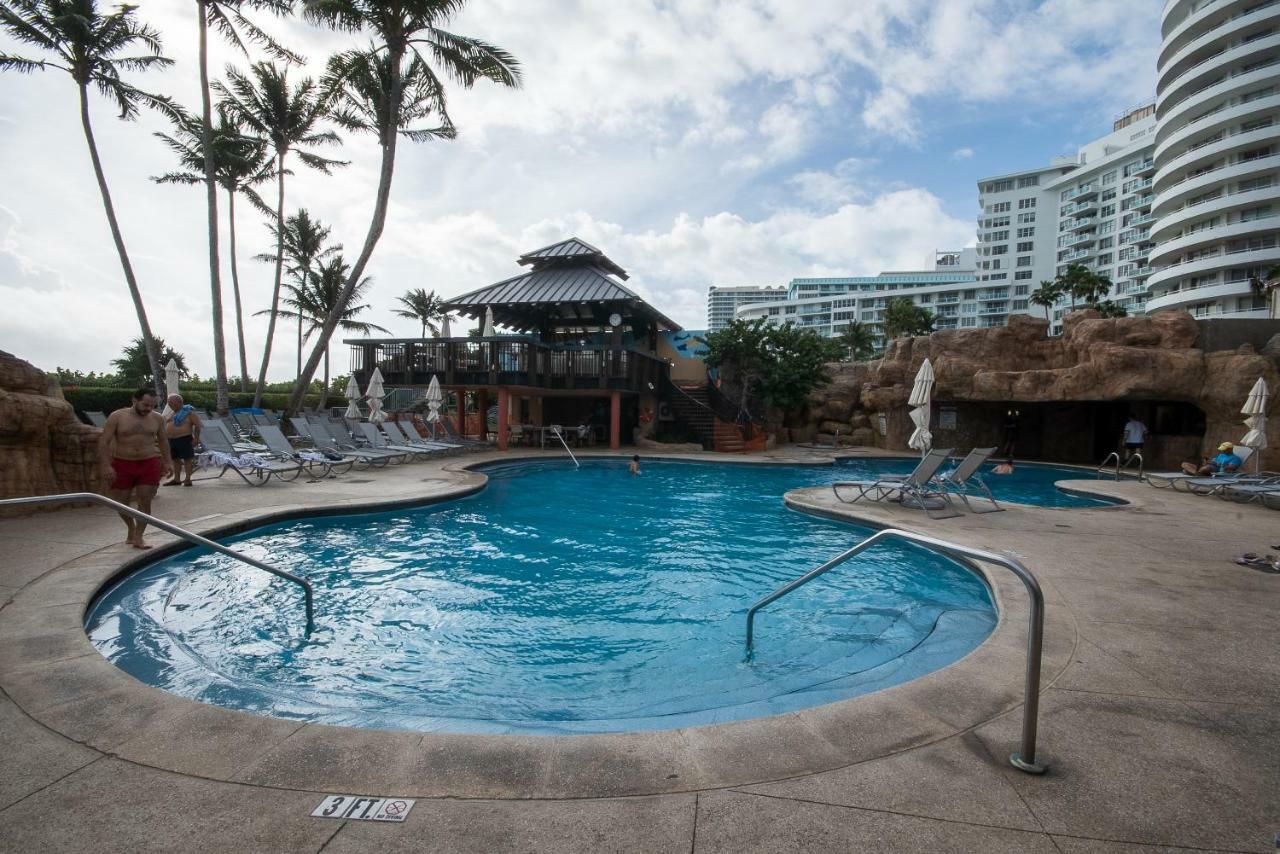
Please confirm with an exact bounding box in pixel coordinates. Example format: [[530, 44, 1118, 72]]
[[346, 239, 679, 450]]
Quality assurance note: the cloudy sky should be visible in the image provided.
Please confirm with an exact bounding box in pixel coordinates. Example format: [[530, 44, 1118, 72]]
[[0, 0, 1161, 380]]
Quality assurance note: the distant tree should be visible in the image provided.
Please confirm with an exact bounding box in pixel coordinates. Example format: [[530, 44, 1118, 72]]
[[704, 318, 842, 417], [1029, 280, 1063, 321], [881, 297, 935, 340], [1056, 263, 1112, 310], [255, 209, 340, 378], [112, 338, 188, 386], [1092, 300, 1128, 318], [835, 321, 877, 361], [0, 0, 177, 396], [393, 288, 445, 338], [1249, 263, 1280, 318]]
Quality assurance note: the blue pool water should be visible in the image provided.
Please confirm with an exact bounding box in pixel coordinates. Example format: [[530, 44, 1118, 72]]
[[85, 458, 1099, 734]]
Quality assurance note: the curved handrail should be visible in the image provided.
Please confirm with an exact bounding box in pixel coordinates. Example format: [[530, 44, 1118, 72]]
[[1097, 451, 1122, 479], [547, 425, 580, 468], [744, 527, 1048, 775], [0, 492, 314, 635], [1121, 452, 1145, 480]]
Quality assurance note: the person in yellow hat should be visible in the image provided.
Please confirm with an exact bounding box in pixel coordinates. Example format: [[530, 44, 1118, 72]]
[[1181, 441, 1243, 476]]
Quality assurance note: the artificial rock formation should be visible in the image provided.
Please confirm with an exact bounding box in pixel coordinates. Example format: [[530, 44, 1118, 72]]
[[800, 312, 1280, 470], [0, 350, 101, 512]]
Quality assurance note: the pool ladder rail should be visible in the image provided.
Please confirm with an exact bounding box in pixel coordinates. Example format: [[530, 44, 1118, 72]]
[[1097, 451, 1143, 481], [0, 492, 314, 636], [745, 528, 1049, 775], [547, 425, 580, 468]]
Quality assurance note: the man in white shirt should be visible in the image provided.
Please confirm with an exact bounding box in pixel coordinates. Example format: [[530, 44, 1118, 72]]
[[1122, 415, 1148, 461]]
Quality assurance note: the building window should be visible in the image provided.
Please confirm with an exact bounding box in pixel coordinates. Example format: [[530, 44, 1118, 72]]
[[989, 201, 1011, 213], [1102, 170, 1117, 185], [1018, 198, 1036, 209], [1017, 255, 1033, 266], [1014, 284, 1030, 295], [1017, 176, 1039, 188], [1012, 299, 1029, 310], [1014, 270, 1033, 280], [991, 245, 1008, 255], [1017, 227, 1035, 238], [1017, 212, 1036, 223], [1017, 242, 1034, 252], [985, 179, 1015, 193]]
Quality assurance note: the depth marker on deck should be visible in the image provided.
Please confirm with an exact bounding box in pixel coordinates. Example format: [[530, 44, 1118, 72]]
[[311, 795, 415, 822]]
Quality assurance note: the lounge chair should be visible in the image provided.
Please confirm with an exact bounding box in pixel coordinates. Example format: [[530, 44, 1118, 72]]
[[383, 420, 459, 451], [937, 447, 1002, 513], [204, 418, 267, 453], [305, 419, 404, 466], [832, 448, 959, 519], [1146, 447, 1255, 489], [197, 423, 305, 486], [1216, 477, 1280, 508], [355, 422, 435, 460], [437, 415, 486, 446], [256, 424, 354, 477], [84, 410, 109, 428]]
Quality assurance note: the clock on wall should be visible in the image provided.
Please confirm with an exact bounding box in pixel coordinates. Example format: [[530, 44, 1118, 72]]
[[608, 312, 622, 327]]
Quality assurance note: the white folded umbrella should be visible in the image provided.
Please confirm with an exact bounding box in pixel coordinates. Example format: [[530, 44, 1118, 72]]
[[1238, 377, 1269, 472], [907, 358, 935, 453]]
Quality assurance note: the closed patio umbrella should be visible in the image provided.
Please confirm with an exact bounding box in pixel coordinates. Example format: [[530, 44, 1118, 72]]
[[482, 306, 495, 337], [1239, 377, 1269, 472], [907, 358, 934, 454], [161, 358, 181, 416], [440, 313, 451, 338], [365, 367, 386, 424], [425, 374, 442, 424], [343, 375, 362, 419]]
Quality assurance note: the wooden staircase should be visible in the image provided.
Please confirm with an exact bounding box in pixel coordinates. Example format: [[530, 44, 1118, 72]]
[[668, 381, 765, 453]]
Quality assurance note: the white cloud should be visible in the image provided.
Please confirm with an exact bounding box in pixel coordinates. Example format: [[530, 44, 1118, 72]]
[[951, 147, 975, 160]]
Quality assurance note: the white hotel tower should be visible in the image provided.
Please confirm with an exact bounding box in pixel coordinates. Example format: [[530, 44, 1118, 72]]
[[1147, 0, 1280, 319]]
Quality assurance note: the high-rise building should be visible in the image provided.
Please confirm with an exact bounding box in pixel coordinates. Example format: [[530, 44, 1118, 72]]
[[1146, 0, 1280, 320], [706, 285, 787, 331], [735, 250, 1019, 350]]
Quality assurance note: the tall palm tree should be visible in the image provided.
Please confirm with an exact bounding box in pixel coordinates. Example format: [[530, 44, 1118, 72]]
[[393, 287, 444, 338], [1029, 280, 1061, 322], [288, 0, 523, 414], [153, 108, 273, 391], [254, 209, 339, 379], [258, 255, 388, 407], [195, 0, 298, 412], [0, 0, 174, 395], [218, 61, 345, 406]]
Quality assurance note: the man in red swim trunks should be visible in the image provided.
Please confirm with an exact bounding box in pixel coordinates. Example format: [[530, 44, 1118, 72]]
[[98, 387, 173, 549]]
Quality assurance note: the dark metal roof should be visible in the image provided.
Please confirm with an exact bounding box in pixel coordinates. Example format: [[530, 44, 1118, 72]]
[[517, 237, 629, 279], [440, 239, 681, 333]]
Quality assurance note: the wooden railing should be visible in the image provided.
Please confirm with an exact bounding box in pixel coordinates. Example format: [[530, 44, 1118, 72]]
[[348, 337, 669, 393]]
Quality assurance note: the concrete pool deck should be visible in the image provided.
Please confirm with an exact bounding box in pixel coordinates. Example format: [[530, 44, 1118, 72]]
[[0, 447, 1275, 852]]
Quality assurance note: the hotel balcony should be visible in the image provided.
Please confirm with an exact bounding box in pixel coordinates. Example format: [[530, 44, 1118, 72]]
[[1066, 216, 1098, 233]]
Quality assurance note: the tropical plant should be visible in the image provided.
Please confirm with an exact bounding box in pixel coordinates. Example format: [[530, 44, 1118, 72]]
[[704, 318, 842, 416], [393, 287, 445, 338], [287, 0, 523, 414], [217, 61, 345, 405], [153, 107, 274, 392], [254, 209, 340, 378], [1029, 280, 1062, 322], [1091, 299, 1129, 318], [192, 0, 299, 411], [0, 0, 175, 395], [1056, 263, 1112, 310], [111, 337, 187, 386], [257, 254, 388, 405], [1248, 263, 1280, 318], [881, 297, 935, 339], [834, 320, 876, 361]]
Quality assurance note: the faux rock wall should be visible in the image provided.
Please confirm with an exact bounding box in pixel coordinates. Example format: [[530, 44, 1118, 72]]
[[0, 350, 101, 513], [797, 312, 1280, 470]]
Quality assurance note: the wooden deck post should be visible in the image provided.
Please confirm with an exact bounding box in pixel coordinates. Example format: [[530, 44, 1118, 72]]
[[496, 388, 510, 451], [477, 388, 490, 441], [453, 388, 466, 439], [609, 389, 621, 450]]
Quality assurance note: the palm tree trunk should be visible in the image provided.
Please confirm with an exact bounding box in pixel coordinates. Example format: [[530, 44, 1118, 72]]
[[288, 46, 405, 415], [77, 83, 163, 397], [322, 347, 330, 413], [253, 152, 288, 407], [197, 3, 230, 414], [297, 310, 303, 380], [226, 189, 250, 392]]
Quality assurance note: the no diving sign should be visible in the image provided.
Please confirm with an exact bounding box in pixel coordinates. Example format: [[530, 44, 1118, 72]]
[[311, 795, 415, 822]]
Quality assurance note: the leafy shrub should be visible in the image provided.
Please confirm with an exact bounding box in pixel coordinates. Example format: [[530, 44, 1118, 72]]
[[62, 387, 345, 420]]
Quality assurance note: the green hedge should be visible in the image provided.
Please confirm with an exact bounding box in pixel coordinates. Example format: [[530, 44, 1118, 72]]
[[62, 387, 345, 419]]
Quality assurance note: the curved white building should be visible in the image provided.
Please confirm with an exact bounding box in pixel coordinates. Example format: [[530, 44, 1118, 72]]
[[1148, 0, 1280, 319]]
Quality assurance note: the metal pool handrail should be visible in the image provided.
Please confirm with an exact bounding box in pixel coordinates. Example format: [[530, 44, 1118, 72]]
[[548, 425, 580, 468], [0, 493, 314, 636], [744, 527, 1048, 775]]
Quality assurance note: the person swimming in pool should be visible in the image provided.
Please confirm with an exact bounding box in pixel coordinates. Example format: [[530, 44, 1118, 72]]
[[629, 455, 641, 475]]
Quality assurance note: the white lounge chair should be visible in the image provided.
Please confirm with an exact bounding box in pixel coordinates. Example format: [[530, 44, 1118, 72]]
[[355, 422, 435, 460], [306, 419, 404, 466], [938, 447, 1003, 513], [256, 424, 354, 477], [382, 420, 459, 451], [198, 423, 305, 486], [1146, 447, 1255, 489], [833, 448, 959, 519], [1216, 478, 1280, 508]]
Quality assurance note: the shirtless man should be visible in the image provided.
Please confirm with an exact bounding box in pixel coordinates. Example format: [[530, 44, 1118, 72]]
[[163, 393, 202, 486], [98, 387, 173, 549]]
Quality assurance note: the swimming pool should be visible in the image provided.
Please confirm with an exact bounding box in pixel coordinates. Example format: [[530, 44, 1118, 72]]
[[84, 457, 1095, 734]]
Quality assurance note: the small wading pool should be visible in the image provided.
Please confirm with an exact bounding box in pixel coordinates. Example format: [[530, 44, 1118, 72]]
[[85, 459, 1102, 734]]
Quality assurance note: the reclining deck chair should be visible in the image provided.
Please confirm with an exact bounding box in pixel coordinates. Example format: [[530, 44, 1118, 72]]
[[1146, 447, 1255, 489], [198, 422, 305, 486], [355, 422, 435, 460], [256, 424, 354, 477], [306, 418, 405, 466], [832, 448, 959, 519], [382, 420, 459, 451], [937, 447, 1002, 513]]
